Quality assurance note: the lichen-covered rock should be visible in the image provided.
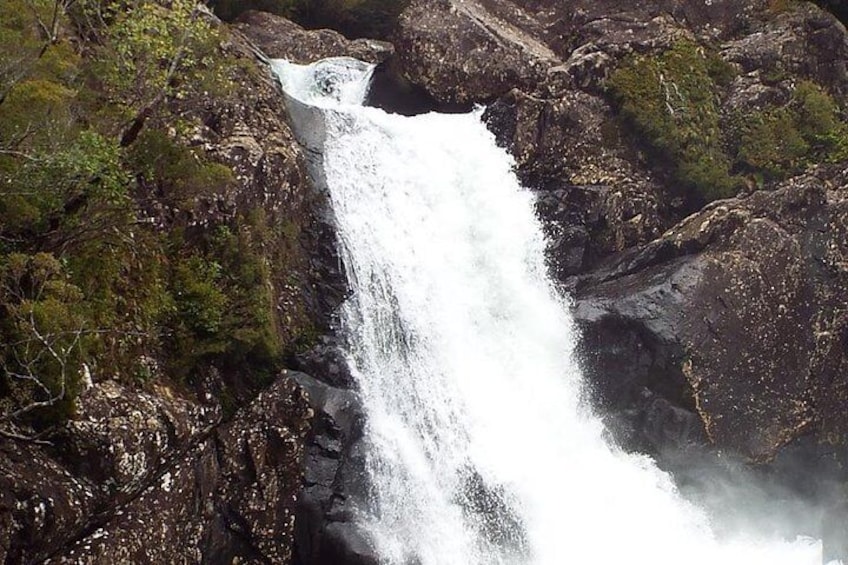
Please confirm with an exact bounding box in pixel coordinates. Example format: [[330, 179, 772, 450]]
[[721, 3, 848, 96], [574, 166, 848, 463], [0, 13, 335, 565], [393, 0, 559, 105], [156, 17, 349, 346], [54, 382, 217, 493], [394, 0, 848, 277], [45, 374, 311, 564], [0, 442, 99, 563]]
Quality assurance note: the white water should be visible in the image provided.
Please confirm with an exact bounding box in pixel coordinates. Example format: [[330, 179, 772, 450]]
[[274, 58, 823, 565]]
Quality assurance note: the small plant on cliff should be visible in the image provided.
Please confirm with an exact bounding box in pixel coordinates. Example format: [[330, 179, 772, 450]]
[[734, 80, 848, 180], [0, 253, 88, 431], [607, 39, 742, 202], [0, 0, 316, 432], [608, 39, 848, 198]]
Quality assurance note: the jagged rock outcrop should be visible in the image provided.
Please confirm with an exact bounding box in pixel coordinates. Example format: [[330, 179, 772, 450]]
[[5, 1, 847, 562], [573, 167, 848, 464], [393, 0, 559, 105], [393, 0, 848, 275], [289, 372, 376, 565], [0, 11, 351, 565], [1, 375, 310, 564], [233, 10, 394, 65], [388, 0, 848, 473]]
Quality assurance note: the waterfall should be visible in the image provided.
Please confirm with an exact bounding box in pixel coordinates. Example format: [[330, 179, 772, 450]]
[[273, 57, 823, 565]]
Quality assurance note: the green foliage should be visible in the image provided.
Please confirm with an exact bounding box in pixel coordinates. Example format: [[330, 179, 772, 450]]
[[0, 0, 313, 429], [73, 0, 230, 143], [1, 131, 130, 239], [735, 80, 848, 180], [0, 252, 88, 425], [166, 252, 228, 376], [607, 40, 741, 202], [165, 211, 293, 380], [609, 40, 848, 200], [102, 0, 217, 102], [128, 129, 234, 209]]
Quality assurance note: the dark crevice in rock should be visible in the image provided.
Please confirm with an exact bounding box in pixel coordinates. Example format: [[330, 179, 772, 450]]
[[366, 58, 473, 115]]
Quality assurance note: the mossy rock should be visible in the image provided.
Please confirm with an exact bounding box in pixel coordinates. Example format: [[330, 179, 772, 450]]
[[608, 39, 848, 200], [734, 80, 848, 181], [608, 40, 742, 202]]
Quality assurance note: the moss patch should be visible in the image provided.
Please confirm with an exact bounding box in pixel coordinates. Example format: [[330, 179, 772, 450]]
[[734, 81, 848, 181], [608, 40, 848, 201], [607, 40, 741, 202]]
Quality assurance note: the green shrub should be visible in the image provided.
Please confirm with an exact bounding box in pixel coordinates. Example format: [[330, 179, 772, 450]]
[[607, 40, 742, 202], [735, 80, 848, 180], [128, 129, 233, 210], [0, 0, 316, 427], [609, 40, 848, 198], [0, 253, 88, 426], [162, 215, 288, 382]]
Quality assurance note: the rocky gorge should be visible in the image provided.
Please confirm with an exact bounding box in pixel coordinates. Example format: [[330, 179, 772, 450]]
[[1, 0, 848, 563]]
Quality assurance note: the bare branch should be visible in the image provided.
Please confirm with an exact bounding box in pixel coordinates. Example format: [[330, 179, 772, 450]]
[[0, 425, 52, 445], [0, 149, 43, 162], [0, 312, 80, 423], [7, 371, 53, 398]]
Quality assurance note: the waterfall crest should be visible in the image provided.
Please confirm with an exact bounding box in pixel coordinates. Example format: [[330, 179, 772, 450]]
[[274, 57, 822, 565]]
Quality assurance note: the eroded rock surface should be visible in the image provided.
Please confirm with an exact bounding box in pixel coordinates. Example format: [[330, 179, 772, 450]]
[[0, 12, 349, 565], [574, 167, 848, 464], [1, 375, 311, 564], [389, 0, 848, 475], [234, 10, 394, 65]]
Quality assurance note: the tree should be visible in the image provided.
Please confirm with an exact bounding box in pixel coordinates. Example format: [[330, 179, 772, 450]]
[[83, 0, 224, 145]]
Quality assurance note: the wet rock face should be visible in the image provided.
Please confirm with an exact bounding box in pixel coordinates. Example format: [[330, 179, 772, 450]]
[[294, 336, 356, 390], [395, 0, 848, 273], [289, 372, 377, 565], [573, 169, 848, 464], [389, 0, 848, 475]]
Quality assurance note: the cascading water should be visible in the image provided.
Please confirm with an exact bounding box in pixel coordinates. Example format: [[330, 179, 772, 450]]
[[273, 57, 825, 565]]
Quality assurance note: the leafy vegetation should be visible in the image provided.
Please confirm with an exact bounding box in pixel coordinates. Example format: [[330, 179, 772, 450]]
[[607, 40, 848, 201], [0, 0, 311, 435], [735, 81, 848, 181], [607, 40, 741, 202]]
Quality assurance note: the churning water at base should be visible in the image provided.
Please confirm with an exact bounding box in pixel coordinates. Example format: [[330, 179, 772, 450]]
[[274, 58, 824, 565]]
